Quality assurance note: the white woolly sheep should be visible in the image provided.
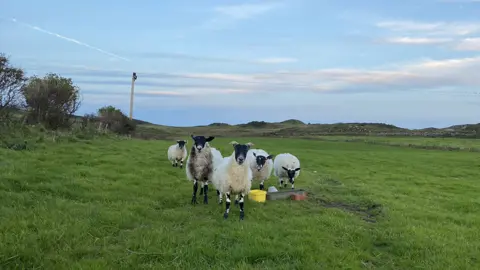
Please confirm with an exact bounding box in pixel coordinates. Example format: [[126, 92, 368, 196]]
[[273, 153, 301, 189], [167, 140, 188, 169], [185, 134, 216, 204], [211, 141, 253, 220], [246, 148, 274, 191]]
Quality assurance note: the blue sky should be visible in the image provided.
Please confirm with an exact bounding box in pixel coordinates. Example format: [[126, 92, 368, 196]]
[[1, 0, 480, 128]]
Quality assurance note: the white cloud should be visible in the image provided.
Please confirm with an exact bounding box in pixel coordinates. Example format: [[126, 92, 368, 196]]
[[454, 37, 480, 51], [202, 2, 283, 29], [376, 20, 480, 36], [381, 37, 452, 45]]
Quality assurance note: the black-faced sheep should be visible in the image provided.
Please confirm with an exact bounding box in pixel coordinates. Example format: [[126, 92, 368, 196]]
[[273, 153, 301, 189], [185, 134, 216, 204], [167, 140, 187, 168], [212, 141, 253, 220]]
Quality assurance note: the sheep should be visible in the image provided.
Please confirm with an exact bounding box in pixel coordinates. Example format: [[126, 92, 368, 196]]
[[246, 148, 274, 191], [273, 153, 301, 189], [185, 134, 216, 204], [211, 141, 253, 220], [167, 140, 188, 168], [199, 147, 223, 196]]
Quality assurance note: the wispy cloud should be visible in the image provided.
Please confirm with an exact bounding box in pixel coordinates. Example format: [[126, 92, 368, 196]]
[[214, 2, 281, 19], [454, 37, 480, 51], [255, 57, 298, 64], [376, 20, 480, 36], [10, 18, 129, 61], [202, 2, 283, 29], [41, 54, 480, 99], [380, 37, 452, 45]]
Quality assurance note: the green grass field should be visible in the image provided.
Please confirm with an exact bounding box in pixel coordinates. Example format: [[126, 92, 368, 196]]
[[1, 137, 479, 269]]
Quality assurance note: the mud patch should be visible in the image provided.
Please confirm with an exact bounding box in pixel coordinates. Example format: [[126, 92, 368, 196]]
[[312, 194, 383, 223]]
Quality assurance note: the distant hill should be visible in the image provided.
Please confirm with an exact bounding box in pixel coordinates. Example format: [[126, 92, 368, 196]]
[[130, 118, 480, 140]]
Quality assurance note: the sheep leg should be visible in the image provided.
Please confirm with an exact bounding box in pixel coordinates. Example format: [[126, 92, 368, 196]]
[[239, 193, 245, 221], [290, 178, 295, 190], [223, 192, 231, 219], [172, 160, 176, 167], [279, 178, 284, 188], [179, 159, 183, 169], [217, 190, 223, 204], [199, 182, 204, 195], [260, 180, 265, 190], [191, 179, 198, 204], [203, 182, 209, 204], [234, 194, 239, 206]]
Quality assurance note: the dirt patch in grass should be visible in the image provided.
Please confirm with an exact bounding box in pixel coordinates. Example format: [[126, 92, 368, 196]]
[[309, 191, 384, 223]]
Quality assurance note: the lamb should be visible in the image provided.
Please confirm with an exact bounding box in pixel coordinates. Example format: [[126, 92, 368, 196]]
[[246, 148, 274, 190], [185, 134, 216, 204], [211, 141, 253, 220], [167, 140, 188, 168], [273, 153, 301, 189]]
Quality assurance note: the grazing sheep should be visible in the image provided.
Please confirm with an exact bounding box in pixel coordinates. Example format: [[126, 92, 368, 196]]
[[246, 148, 274, 190], [185, 134, 216, 204], [211, 141, 253, 220], [273, 153, 301, 189], [167, 140, 188, 168]]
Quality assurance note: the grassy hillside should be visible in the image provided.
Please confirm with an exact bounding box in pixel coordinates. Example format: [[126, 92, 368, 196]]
[[1, 136, 479, 268]]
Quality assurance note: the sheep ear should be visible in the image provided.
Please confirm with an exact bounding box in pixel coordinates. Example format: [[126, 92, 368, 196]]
[[184, 140, 187, 144], [246, 142, 254, 147], [267, 155, 274, 160], [190, 134, 195, 140], [229, 141, 238, 146], [253, 152, 257, 157], [295, 167, 301, 171], [206, 136, 215, 142], [176, 140, 181, 143], [282, 166, 288, 171]]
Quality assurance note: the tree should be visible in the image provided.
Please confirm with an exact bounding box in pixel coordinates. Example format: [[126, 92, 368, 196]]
[[0, 53, 27, 120], [22, 73, 81, 129]]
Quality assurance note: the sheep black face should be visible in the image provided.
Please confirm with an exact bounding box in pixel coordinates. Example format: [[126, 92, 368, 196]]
[[191, 135, 214, 152], [282, 166, 301, 189], [230, 141, 253, 165], [253, 152, 274, 171], [176, 140, 186, 149], [234, 144, 250, 165]]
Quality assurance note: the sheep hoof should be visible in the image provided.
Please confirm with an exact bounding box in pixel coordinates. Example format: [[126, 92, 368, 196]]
[[223, 213, 229, 219], [259, 184, 264, 190], [203, 197, 208, 204], [199, 189, 203, 195], [239, 212, 245, 220], [180, 165, 183, 169], [191, 196, 197, 204]]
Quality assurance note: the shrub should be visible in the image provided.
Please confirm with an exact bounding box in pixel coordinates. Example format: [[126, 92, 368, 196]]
[[21, 73, 81, 129], [0, 53, 27, 120], [97, 105, 136, 135]]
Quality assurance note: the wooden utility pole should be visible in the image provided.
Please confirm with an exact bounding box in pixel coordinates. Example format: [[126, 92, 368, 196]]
[[129, 72, 137, 120]]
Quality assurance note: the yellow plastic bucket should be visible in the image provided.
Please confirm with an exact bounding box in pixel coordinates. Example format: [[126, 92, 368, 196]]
[[249, 189, 267, 203]]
